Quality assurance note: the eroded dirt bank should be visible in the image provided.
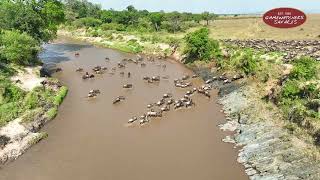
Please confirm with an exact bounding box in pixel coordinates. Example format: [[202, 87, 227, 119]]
[[0, 38, 248, 180]]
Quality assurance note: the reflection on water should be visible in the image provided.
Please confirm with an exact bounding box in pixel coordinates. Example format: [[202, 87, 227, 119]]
[[39, 43, 91, 64], [39, 40, 92, 76], [1, 38, 248, 180]]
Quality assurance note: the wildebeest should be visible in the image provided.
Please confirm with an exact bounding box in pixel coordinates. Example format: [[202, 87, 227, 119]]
[[128, 116, 138, 124], [82, 72, 95, 79], [151, 76, 160, 81], [113, 96, 125, 104], [76, 68, 83, 72], [123, 84, 133, 88]]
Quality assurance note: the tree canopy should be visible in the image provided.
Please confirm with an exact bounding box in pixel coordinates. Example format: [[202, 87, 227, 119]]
[[0, 0, 65, 42]]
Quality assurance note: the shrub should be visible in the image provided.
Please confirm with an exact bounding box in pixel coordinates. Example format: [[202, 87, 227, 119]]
[[0, 102, 21, 126], [23, 91, 40, 109], [0, 30, 40, 65], [165, 37, 182, 47], [73, 17, 102, 28], [100, 23, 126, 31], [0, 80, 25, 104], [184, 28, 220, 62], [230, 48, 258, 75], [161, 21, 182, 33], [287, 103, 307, 125], [281, 80, 301, 99], [290, 57, 317, 80], [127, 40, 144, 53], [302, 83, 320, 99]]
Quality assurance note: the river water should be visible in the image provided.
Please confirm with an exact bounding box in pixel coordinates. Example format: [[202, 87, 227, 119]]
[[1, 38, 247, 180]]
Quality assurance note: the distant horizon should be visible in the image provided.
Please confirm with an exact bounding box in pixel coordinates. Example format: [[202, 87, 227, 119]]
[[88, 0, 320, 14]]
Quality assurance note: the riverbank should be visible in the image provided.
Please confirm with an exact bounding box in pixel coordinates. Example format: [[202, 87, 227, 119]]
[[0, 65, 68, 165], [58, 29, 184, 59], [60, 29, 320, 179], [188, 61, 320, 179]]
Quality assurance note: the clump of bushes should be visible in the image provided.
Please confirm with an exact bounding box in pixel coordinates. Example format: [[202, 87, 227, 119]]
[[0, 81, 68, 126], [215, 48, 260, 76], [230, 48, 259, 75], [184, 28, 221, 63], [100, 23, 126, 31], [275, 56, 319, 131], [290, 57, 317, 80], [0, 30, 40, 65], [72, 17, 102, 28]]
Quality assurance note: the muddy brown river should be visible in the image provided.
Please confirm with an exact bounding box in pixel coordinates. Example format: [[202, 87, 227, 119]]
[[1, 38, 247, 180]]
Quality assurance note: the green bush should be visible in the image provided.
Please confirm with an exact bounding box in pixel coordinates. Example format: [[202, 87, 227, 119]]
[[0, 30, 40, 65], [229, 48, 258, 75], [0, 79, 25, 104], [73, 17, 102, 28], [0, 102, 21, 126], [281, 80, 301, 99], [100, 23, 126, 31], [290, 57, 317, 80], [127, 40, 144, 53], [287, 102, 308, 125], [24, 91, 39, 109], [184, 28, 220, 62]]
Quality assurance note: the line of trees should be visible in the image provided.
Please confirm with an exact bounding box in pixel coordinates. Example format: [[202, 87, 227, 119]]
[[0, 0, 218, 65], [63, 0, 217, 33]]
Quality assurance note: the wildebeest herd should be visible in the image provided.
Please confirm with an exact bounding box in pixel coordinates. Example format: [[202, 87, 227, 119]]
[[222, 39, 320, 62], [71, 53, 240, 126]]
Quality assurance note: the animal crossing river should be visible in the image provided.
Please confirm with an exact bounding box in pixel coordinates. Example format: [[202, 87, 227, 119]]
[[1, 38, 247, 180]]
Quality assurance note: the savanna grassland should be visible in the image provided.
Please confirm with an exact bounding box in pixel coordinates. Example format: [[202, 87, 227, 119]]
[[209, 14, 320, 40]]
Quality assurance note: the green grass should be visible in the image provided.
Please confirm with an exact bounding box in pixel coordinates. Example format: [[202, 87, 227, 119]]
[[53, 86, 68, 106], [0, 74, 68, 126], [46, 107, 58, 120], [20, 108, 44, 123]]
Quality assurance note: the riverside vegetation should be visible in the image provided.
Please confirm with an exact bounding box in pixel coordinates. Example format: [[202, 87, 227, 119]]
[[59, 0, 320, 178], [0, 0, 67, 164]]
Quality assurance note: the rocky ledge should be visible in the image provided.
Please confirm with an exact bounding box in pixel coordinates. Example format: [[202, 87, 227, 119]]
[[218, 86, 320, 180]]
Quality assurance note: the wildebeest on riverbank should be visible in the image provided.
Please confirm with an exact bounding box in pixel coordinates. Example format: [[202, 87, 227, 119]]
[[222, 39, 320, 62]]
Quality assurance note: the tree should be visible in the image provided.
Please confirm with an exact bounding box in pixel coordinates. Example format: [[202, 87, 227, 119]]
[[0, 30, 40, 65], [192, 14, 202, 23], [100, 10, 114, 23], [165, 11, 182, 33], [184, 28, 220, 62], [64, 0, 101, 19], [201, 12, 216, 25], [126, 5, 136, 12], [73, 17, 102, 28], [0, 0, 65, 42], [149, 12, 164, 31]]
